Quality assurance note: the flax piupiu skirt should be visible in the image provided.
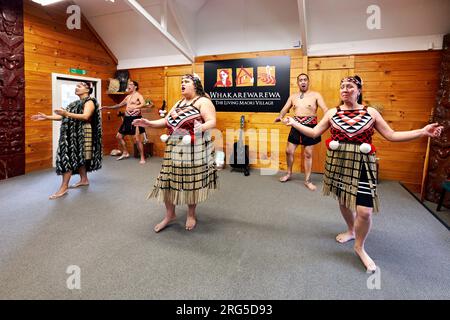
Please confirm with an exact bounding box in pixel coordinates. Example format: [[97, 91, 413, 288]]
[[323, 142, 379, 212], [148, 134, 218, 205]]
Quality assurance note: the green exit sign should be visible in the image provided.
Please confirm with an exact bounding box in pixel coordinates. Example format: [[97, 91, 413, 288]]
[[70, 68, 87, 75]]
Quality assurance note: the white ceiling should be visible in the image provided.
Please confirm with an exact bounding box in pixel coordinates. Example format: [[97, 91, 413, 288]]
[[70, 0, 450, 69], [307, 0, 450, 43]]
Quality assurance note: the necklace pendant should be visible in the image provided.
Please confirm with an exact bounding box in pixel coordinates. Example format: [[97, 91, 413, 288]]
[[300, 92, 304, 99]]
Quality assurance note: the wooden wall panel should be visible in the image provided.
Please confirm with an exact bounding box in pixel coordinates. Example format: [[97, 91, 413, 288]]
[[193, 49, 305, 174], [22, 1, 440, 192], [307, 65, 354, 173], [24, 0, 117, 173], [134, 49, 441, 191], [355, 51, 442, 191]]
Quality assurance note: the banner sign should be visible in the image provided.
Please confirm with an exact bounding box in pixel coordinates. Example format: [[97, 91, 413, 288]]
[[204, 56, 291, 112]]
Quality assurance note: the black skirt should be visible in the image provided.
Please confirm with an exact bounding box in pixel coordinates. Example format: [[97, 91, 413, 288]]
[[118, 115, 145, 135], [288, 124, 321, 146]]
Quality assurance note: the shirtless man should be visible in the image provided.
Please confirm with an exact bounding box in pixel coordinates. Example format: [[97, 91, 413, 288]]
[[274, 73, 328, 191], [101, 81, 150, 164]]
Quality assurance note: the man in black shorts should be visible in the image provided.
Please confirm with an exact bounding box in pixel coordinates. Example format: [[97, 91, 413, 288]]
[[101, 81, 150, 164], [274, 73, 328, 191]]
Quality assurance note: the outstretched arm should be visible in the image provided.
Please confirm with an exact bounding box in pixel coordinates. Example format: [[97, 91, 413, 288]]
[[371, 107, 443, 141], [131, 99, 182, 129], [274, 95, 293, 122], [132, 117, 166, 129], [282, 109, 334, 138], [100, 96, 127, 110], [54, 100, 95, 122], [31, 112, 62, 121]]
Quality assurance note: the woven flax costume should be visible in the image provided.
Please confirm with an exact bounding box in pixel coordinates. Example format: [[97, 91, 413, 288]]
[[56, 97, 102, 175], [149, 97, 218, 205], [323, 105, 379, 212]]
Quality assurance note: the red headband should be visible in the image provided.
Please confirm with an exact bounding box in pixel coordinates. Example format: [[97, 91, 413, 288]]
[[341, 77, 362, 86]]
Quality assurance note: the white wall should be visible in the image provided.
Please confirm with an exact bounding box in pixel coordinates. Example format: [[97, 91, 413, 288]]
[[307, 0, 450, 44], [76, 0, 450, 67], [195, 0, 301, 56]]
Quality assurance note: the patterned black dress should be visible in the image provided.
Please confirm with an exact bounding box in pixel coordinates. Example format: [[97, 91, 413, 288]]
[[55, 97, 102, 175]]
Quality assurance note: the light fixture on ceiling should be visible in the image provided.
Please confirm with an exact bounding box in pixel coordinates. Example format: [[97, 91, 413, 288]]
[[31, 0, 66, 5]]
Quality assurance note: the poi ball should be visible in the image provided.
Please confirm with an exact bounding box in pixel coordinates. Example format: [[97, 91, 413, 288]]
[[160, 134, 169, 143], [359, 143, 371, 154], [329, 140, 340, 150], [215, 151, 225, 162], [182, 135, 191, 145]]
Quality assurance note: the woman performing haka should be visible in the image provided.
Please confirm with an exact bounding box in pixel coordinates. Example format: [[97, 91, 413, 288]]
[[31, 81, 102, 199], [132, 74, 218, 232], [282, 75, 443, 272]]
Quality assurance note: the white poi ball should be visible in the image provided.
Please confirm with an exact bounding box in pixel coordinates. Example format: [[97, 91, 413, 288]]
[[215, 151, 225, 161], [359, 143, 371, 154], [329, 140, 340, 150], [160, 134, 169, 143], [182, 135, 192, 145]]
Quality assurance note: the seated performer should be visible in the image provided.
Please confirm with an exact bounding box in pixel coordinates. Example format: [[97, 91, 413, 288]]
[[132, 74, 218, 232], [275, 73, 328, 191], [31, 81, 102, 199], [282, 75, 443, 273]]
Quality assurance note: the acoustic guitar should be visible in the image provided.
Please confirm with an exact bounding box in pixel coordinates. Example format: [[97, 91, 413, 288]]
[[230, 115, 250, 176]]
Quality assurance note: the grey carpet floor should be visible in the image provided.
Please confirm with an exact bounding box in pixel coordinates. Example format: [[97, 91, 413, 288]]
[[0, 156, 449, 300], [411, 191, 450, 230]]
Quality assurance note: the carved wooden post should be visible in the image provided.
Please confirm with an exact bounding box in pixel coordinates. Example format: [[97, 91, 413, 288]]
[[425, 34, 450, 206], [0, 0, 25, 180]]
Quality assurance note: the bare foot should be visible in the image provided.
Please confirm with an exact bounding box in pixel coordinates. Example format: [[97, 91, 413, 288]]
[[117, 153, 130, 161], [139, 159, 146, 164], [185, 215, 197, 231], [354, 246, 377, 273], [304, 181, 317, 191], [69, 181, 89, 188], [154, 216, 176, 233], [336, 231, 355, 243], [279, 174, 291, 182], [49, 189, 68, 200]]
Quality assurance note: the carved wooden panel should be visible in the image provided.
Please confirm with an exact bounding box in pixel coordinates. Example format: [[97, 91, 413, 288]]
[[0, 0, 25, 180], [426, 34, 450, 206]]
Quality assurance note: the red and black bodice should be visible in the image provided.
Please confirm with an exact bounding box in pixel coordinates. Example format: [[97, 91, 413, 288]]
[[330, 106, 375, 144], [166, 97, 204, 137]]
